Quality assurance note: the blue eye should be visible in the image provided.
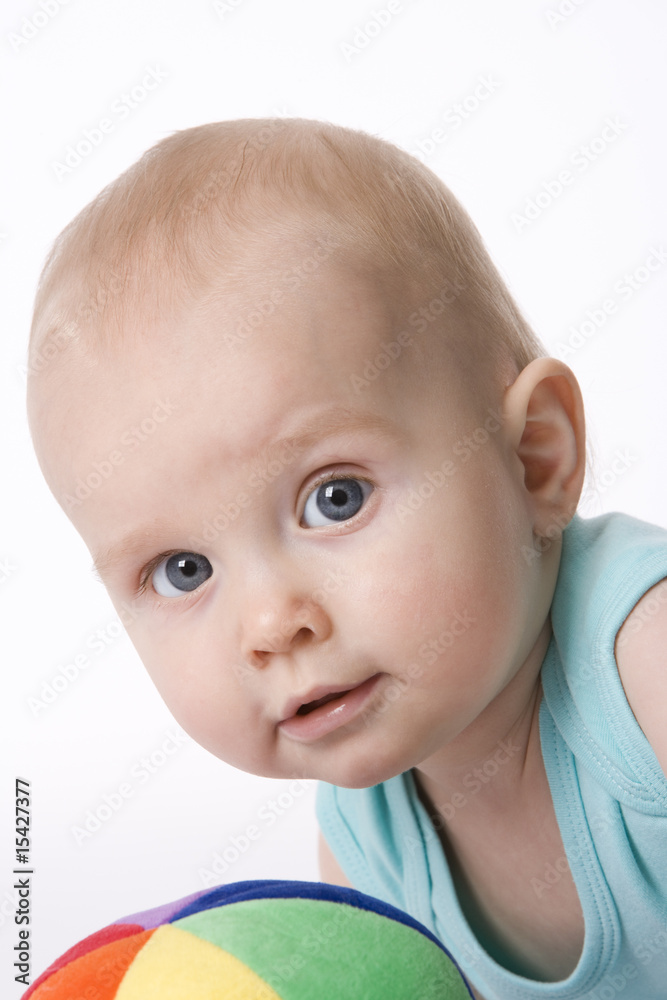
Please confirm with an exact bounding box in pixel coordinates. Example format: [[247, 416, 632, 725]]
[[302, 477, 372, 527], [152, 552, 213, 597]]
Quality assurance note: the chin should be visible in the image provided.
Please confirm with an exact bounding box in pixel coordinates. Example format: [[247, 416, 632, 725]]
[[316, 753, 407, 790]]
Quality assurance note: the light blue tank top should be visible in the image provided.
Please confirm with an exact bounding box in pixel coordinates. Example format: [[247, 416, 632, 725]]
[[317, 513, 667, 999]]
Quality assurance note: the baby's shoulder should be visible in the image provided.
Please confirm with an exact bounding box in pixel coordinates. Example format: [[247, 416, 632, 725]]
[[615, 577, 667, 779], [544, 512, 667, 798]]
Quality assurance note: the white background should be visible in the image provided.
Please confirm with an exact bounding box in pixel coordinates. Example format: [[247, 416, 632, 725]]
[[1, 0, 666, 990]]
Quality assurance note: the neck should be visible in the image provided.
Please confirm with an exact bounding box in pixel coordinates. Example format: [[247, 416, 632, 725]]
[[413, 617, 551, 821]]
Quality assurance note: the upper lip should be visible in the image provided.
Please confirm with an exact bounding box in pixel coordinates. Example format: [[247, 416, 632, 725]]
[[279, 681, 366, 723]]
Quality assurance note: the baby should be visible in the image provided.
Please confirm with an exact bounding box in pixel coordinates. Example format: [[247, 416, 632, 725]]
[[26, 119, 667, 1000]]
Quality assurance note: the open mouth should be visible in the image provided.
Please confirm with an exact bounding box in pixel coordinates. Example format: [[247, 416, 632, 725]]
[[296, 690, 352, 715], [278, 674, 383, 742]]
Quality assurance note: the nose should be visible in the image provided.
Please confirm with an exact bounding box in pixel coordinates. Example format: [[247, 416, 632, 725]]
[[238, 566, 333, 669]]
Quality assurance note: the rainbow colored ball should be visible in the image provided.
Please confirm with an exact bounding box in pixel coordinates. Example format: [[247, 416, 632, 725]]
[[24, 880, 473, 998]]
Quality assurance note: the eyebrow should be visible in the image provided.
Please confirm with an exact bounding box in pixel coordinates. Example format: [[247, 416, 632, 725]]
[[91, 407, 406, 580], [92, 521, 167, 583], [251, 407, 406, 468]]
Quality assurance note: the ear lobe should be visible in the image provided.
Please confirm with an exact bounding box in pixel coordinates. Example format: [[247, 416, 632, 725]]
[[503, 358, 586, 534]]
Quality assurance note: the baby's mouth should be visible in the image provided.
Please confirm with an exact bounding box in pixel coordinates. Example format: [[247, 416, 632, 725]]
[[279, 678, 378, 725], [296, 690, 352, 715], [278, 674, 384, 742]]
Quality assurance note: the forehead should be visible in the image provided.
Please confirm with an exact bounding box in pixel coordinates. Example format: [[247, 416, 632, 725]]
[[143, 261, 423, 442], [33, 261, 453, 511]]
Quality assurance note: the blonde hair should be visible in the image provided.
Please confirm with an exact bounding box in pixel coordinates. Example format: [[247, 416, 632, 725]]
[[28, 117, 544, 381]]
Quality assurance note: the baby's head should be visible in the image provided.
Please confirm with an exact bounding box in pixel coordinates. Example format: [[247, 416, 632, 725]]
[[27, 118, 585, 788]]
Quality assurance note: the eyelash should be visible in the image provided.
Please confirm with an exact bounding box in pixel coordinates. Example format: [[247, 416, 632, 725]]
[[137, 550, 180, 596], [135, 470, 376, 598]]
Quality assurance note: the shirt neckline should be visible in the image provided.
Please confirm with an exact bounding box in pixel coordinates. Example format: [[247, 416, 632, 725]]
[[401, 700, 618, 998]]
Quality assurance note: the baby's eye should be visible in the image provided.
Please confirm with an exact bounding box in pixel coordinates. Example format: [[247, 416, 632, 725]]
[[302, 477, 373, 527], [152, 552, 213, 597]]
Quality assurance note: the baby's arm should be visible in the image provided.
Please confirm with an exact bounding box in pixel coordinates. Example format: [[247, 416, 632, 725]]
[[318, 830, 354, 887], [615, 578, 667, 777]]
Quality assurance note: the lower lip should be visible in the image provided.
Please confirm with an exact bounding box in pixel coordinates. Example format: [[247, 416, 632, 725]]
[[278, 674, 383, 742]]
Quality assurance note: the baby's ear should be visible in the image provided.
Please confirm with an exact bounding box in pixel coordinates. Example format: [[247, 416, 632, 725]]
[[502, 357, 586, 535]]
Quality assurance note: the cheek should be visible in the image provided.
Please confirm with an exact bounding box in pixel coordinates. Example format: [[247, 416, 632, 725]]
[[349, 471, 530, 660], [340, 530, 464, 649], [127, 625, 234, 736], [142, 657, 249, 767]]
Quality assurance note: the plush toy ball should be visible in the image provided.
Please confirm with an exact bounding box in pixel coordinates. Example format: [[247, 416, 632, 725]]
[[24, 879, 473, 998]]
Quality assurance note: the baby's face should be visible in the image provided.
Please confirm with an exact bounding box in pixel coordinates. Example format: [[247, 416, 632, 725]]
[[31, 260, 545, 788]]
